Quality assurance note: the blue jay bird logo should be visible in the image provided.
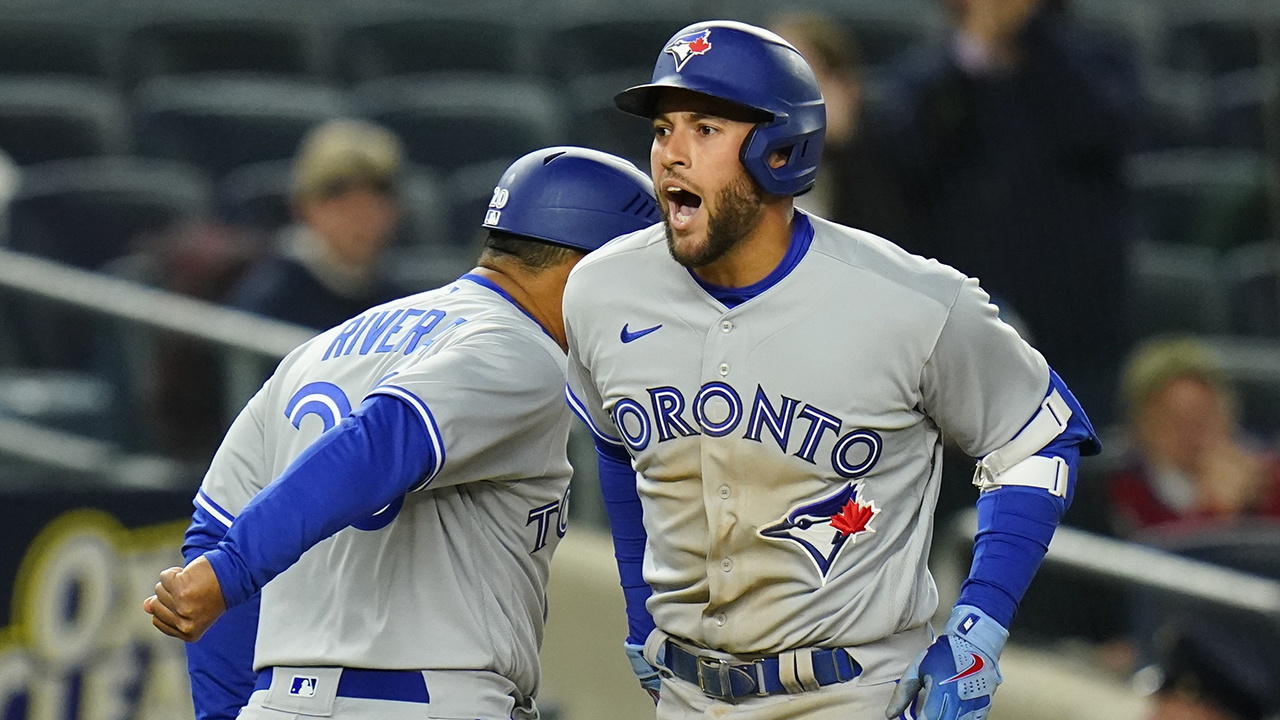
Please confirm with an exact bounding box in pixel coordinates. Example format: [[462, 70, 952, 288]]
[[758, 483, 879, 580], [664, 30, 713, 72]]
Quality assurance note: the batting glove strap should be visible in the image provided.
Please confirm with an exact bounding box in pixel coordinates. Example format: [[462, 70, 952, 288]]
[[624, 641, 661, 703], [943, 605, 1008, 663]]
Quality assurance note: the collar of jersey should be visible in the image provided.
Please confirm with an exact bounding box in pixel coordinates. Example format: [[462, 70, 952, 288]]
[[687, 211, 815, 310], [460, 272, 555, 340]]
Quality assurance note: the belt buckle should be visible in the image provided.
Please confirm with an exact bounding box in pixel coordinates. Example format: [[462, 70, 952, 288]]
[[696, 656, 733, 701]]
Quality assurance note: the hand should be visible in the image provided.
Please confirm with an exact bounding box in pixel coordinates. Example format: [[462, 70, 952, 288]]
[[624, 642, 661, 704], [143, 555, 227, 642], [886, 606, 1007, 720], [1196, 437, 1265, 516]]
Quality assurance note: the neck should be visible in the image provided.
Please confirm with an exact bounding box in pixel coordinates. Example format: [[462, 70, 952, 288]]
[[471, 261, 572, 352], [691, 199, 794, 288]]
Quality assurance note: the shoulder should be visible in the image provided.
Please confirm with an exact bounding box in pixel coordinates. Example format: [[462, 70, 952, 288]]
[[425, 317, 567, 390], [806, 214, 968, 311], [565, 225, 665, 299]]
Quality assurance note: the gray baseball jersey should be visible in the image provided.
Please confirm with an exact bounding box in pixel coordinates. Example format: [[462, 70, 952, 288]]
[[564, 213, 1048, 665], [199, 275, 573, 704]]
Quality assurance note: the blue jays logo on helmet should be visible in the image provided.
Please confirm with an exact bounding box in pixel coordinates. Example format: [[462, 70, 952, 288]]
[[758, 483, 879, 581], [664, 29, 712, 72]]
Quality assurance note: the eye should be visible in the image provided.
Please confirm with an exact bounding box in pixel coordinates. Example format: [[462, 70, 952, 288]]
[[697, 124, 717, 136], [653, 125, 671, 138]]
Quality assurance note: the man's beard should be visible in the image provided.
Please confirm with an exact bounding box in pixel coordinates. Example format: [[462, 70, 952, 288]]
[[663, 172, 765, 269]]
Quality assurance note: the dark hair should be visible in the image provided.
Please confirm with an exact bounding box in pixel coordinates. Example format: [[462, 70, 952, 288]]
[[477, 230, 581, 271]]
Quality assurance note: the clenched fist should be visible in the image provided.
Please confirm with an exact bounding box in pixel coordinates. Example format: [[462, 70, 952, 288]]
[[143, 555, 226, 642]]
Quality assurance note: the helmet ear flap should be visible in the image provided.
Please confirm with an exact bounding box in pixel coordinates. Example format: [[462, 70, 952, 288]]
[[740, 118, 824, 197]]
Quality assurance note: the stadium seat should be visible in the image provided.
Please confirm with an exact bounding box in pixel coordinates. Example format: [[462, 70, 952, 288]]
[[0, 78, 129, 165], [218, 159, 448, 248], [545, 16, 701, 78], [133, 76, 345, 177], [568, 70, 657, 168], [1139, 72, 1211, 150], [123, 17, 322, 87], [218, 160, 296, 234], [336, 14, 538, 83], [1127, 240, 1226, 338], [1208, 70, 1267, 150], [735, 0, 944, 65], [445, 159, 511, 248], [3, 157, 212, 371], [353, 74, 565, 173], [1223, 241, 1280, 338], [7, 156, 212, 270], [0, 21, 112, 79], [1128, 149, 1269, 249], [1163, 17, 1264, 76]]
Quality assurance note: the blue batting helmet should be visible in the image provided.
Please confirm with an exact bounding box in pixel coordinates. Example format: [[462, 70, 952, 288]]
[[614, 20, 826, 197], [481, 146, 660, 253]]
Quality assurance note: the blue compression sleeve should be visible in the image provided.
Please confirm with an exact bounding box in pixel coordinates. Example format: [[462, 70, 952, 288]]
[[596, 437, 656, 646], [957, 370, 1100, 628], [204, 394, 438, 608], [182, 502, 259, 720]]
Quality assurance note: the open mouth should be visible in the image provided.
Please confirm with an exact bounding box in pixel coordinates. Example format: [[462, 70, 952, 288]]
[[663, 183, 703, 231]]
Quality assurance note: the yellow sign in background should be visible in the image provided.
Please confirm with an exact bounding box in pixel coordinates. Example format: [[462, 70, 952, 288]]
[[0, 509, 194, 720]]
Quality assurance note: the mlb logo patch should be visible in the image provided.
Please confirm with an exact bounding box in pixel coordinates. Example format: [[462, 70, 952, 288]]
[[664, 30, 713, 72], [289, 676, 318, 698]]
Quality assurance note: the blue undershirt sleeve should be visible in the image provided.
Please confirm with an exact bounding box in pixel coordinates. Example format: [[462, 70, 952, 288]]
[[595, 437, 656, 646], [182, 505, 259, 720], [203, 394, 438, 608], [957, 370, 1101, 628]]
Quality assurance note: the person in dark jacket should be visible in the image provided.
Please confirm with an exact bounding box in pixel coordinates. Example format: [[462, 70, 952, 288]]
[[880, 0, 1142, 420], [768, 13, 913, 246], [228, 120, 404, 330]]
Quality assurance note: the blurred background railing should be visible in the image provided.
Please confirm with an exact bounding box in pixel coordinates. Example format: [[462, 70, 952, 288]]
[[0, 0, 1278, 717]]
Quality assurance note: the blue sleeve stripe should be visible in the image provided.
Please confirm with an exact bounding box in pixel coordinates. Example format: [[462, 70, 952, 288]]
[[195, 489, 235, 528], [366, 386, 445, 491], [565, 385, 624, 447]]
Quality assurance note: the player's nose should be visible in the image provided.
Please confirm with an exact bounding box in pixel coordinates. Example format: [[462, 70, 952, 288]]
[[653, 129, 691, 173]]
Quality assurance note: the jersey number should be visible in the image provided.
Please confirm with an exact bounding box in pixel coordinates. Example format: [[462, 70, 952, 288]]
[[284, 382, 405, 531]]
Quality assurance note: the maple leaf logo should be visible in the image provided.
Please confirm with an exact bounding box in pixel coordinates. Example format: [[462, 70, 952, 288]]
[[830, 499, 876, 538], [687, 35, 711, 54]]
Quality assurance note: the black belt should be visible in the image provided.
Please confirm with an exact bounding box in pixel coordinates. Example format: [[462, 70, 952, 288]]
[[664, 640, 861, 702]]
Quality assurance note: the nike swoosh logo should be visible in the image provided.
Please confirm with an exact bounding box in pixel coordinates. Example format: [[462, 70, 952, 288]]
[[620, 323, 662, 343], [941, 654, 984, 684]]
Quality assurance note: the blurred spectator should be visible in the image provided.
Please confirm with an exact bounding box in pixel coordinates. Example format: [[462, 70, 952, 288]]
[[1141, 620, 1280, 720], [1109, 337, 1280, 536], [227, 119, 404, 330], [768, 14, 911, 243], [880, 0, 1142, 418], [107, 223, 263, 458]]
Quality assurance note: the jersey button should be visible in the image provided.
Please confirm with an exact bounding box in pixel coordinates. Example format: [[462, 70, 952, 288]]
[[718, 363, 730, 376], [718, 485, 731, 499], [714, 613, 727, 627], [720, 558, 733, 572], [720, 321, 733, 333]]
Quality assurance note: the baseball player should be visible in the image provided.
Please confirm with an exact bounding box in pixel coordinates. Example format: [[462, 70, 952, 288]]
[[562, 21, 1101, 720], [143, 147, 661, 720]]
